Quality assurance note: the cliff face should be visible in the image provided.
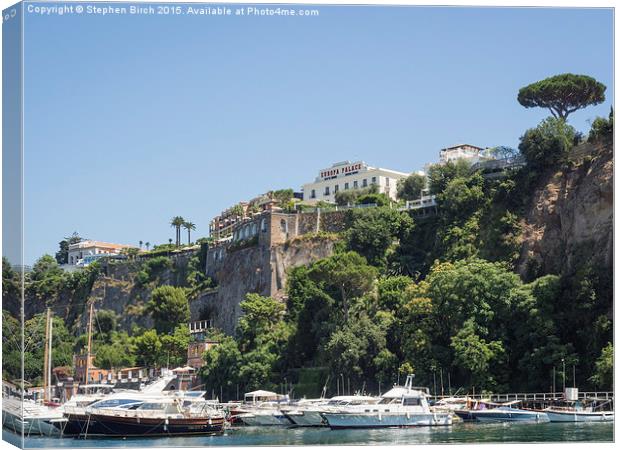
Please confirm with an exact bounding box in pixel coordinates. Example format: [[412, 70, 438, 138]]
[[517, 144, 613, 278], [190, 236, 336, 334]]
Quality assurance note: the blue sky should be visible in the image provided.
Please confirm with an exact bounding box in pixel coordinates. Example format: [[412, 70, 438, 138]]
[[20, 4, 613, 265]]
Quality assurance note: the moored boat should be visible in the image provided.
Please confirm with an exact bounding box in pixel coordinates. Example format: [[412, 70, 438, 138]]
[[322, 375, 452, 429], [282, 395, 380, 427], [83, 397, 226, 437], [2, 396, 64, 436]]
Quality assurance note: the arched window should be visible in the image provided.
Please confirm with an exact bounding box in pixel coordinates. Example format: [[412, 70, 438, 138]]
[[261, 218, 267, 232], [251, 223, 257, 235]]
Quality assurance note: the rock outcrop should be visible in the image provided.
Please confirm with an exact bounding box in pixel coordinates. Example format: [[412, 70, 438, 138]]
[[517, 144, 613, 278]]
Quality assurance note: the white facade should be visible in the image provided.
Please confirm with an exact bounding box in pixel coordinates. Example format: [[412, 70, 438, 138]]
[[439, 144, 485, 164], [67, 240, 134, 266], [301, 161, 409, 204]]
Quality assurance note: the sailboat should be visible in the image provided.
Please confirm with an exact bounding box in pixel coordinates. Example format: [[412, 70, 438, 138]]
[[2, 309, 65, 436]]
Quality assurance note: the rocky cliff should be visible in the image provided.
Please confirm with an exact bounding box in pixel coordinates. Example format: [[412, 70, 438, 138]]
[[191, 236, 337, 334], [517, 143, 613, 278]]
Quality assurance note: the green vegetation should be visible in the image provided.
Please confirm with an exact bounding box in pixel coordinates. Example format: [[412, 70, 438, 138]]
[[147, 286, 190, 333], [397, 172, 426, 201], [518, 73, 606, 120], [3, 74, 612, 396]]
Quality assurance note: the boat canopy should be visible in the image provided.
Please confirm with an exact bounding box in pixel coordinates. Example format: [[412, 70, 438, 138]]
[[244, 390, 287, 403]]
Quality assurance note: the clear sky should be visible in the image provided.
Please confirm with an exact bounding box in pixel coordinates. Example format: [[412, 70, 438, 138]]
[[19, 3, 613, 265]]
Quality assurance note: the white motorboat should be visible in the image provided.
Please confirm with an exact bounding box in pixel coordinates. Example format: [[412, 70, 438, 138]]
[[283, 395, 380, 427], [544, 408, 614, 422], [2, 396, 64, 436], [236, 402, 293, 426], [230, 390, 292, 426], [322, 375, 452, 429]]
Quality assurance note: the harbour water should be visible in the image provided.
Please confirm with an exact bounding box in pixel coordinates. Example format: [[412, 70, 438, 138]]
[[4, 423, 613, 448]]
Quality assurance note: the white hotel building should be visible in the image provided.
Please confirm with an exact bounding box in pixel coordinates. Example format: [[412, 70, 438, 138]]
[[301, 161, 409, 204]]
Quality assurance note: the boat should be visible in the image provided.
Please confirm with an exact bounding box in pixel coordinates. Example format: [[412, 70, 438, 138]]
[[282, 395, 380, 427], [81, 396, 226, 437], [2, 396, 64, 436], [55, 374, 177, 435], [455, 400, 549, 423], [321, 375, 452, 429], [230, 390, 292, 426], [541, 397, 614, 422]]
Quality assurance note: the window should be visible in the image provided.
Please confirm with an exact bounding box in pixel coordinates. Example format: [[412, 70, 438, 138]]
[[353, 180, 358, 189], [372, 176, 377, 184], [362, 179, 368, 187], [403, 398, 421, 406], [324, 186, 330, 196], [344, 182, 349, 190], [386, 177, 391, 186], [334, 185, 339, 193], [280, 219, 288, 234], [261, 218, 267, 232], [311, 189, 316, 199]]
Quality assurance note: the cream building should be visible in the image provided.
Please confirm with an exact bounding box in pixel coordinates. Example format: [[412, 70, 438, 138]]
[[67, 240, 135, 266], [302, 160, 409, 204]]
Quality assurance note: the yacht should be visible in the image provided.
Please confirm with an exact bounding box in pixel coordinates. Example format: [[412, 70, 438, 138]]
[[2, 396, 64, 436], [84, 396, 226, 436], [282, 395, 380, 427], [321, 375, 452, 429], [230, 390, 292, 426]]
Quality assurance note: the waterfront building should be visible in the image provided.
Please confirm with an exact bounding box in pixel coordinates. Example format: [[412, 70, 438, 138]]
[[73, 354, 112, 384], [301, 160, 409, 204], [67, 240, 136, 266], [187, 320, 219, 369]]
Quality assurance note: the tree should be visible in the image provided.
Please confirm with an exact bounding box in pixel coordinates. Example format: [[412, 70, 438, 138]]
[[183, 221, 196, 245], [237, 293, 285, 350], [200, 334, 242, 397], [346, 208, 414, 269], [450, 319, 505, 389], [589, 343, 613, 389], [519, 117, 576, 170], [517, 74, 606, 120], [145, 242, 151, 251], [55, 232, 82, 264], [133, 330, 162, 367], [487, 146, 519, 160], [308, 252, 378, 322], [147, 286, 190, 333], [588, 107, 613, 145], [160, 326, 191, 368], [139, 240, 143, 249], [334, 185, 378, 206], [397, 173, 426, 201], [427, 159, 472, 195], [170, 216, 185, 246]]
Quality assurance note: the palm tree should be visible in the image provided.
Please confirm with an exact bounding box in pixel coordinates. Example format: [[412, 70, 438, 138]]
[[139, 240, 143, 249], [168, 238, 173, 245], [170, 216, 185, 246], [183, 221, 196, 245], [145, 242, 150, 251]]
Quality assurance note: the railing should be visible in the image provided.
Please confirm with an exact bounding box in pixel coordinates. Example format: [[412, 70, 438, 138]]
[[429, 391, 614, 402]]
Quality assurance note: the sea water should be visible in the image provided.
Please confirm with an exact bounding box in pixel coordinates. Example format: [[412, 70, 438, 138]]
[[3, 422, 614, 448]]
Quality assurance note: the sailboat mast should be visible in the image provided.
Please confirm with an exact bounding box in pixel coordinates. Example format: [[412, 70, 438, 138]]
[[48, 311, 53, 402], [42, 308, 51, 402], [85, 302, 94, 386]]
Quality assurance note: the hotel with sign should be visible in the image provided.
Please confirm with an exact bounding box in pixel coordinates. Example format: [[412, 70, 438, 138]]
[[301, 161, 409, 204]]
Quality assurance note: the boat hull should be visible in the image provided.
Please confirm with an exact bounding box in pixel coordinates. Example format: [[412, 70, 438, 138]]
[[545, 410, 614, 423], [238, 412, 292, 426], [457, 409, 549, 423], [323, 412, 452, 429], [83, 413, 225, 437], [285, 410, 326, 427], [2, 409, 61, 436]]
